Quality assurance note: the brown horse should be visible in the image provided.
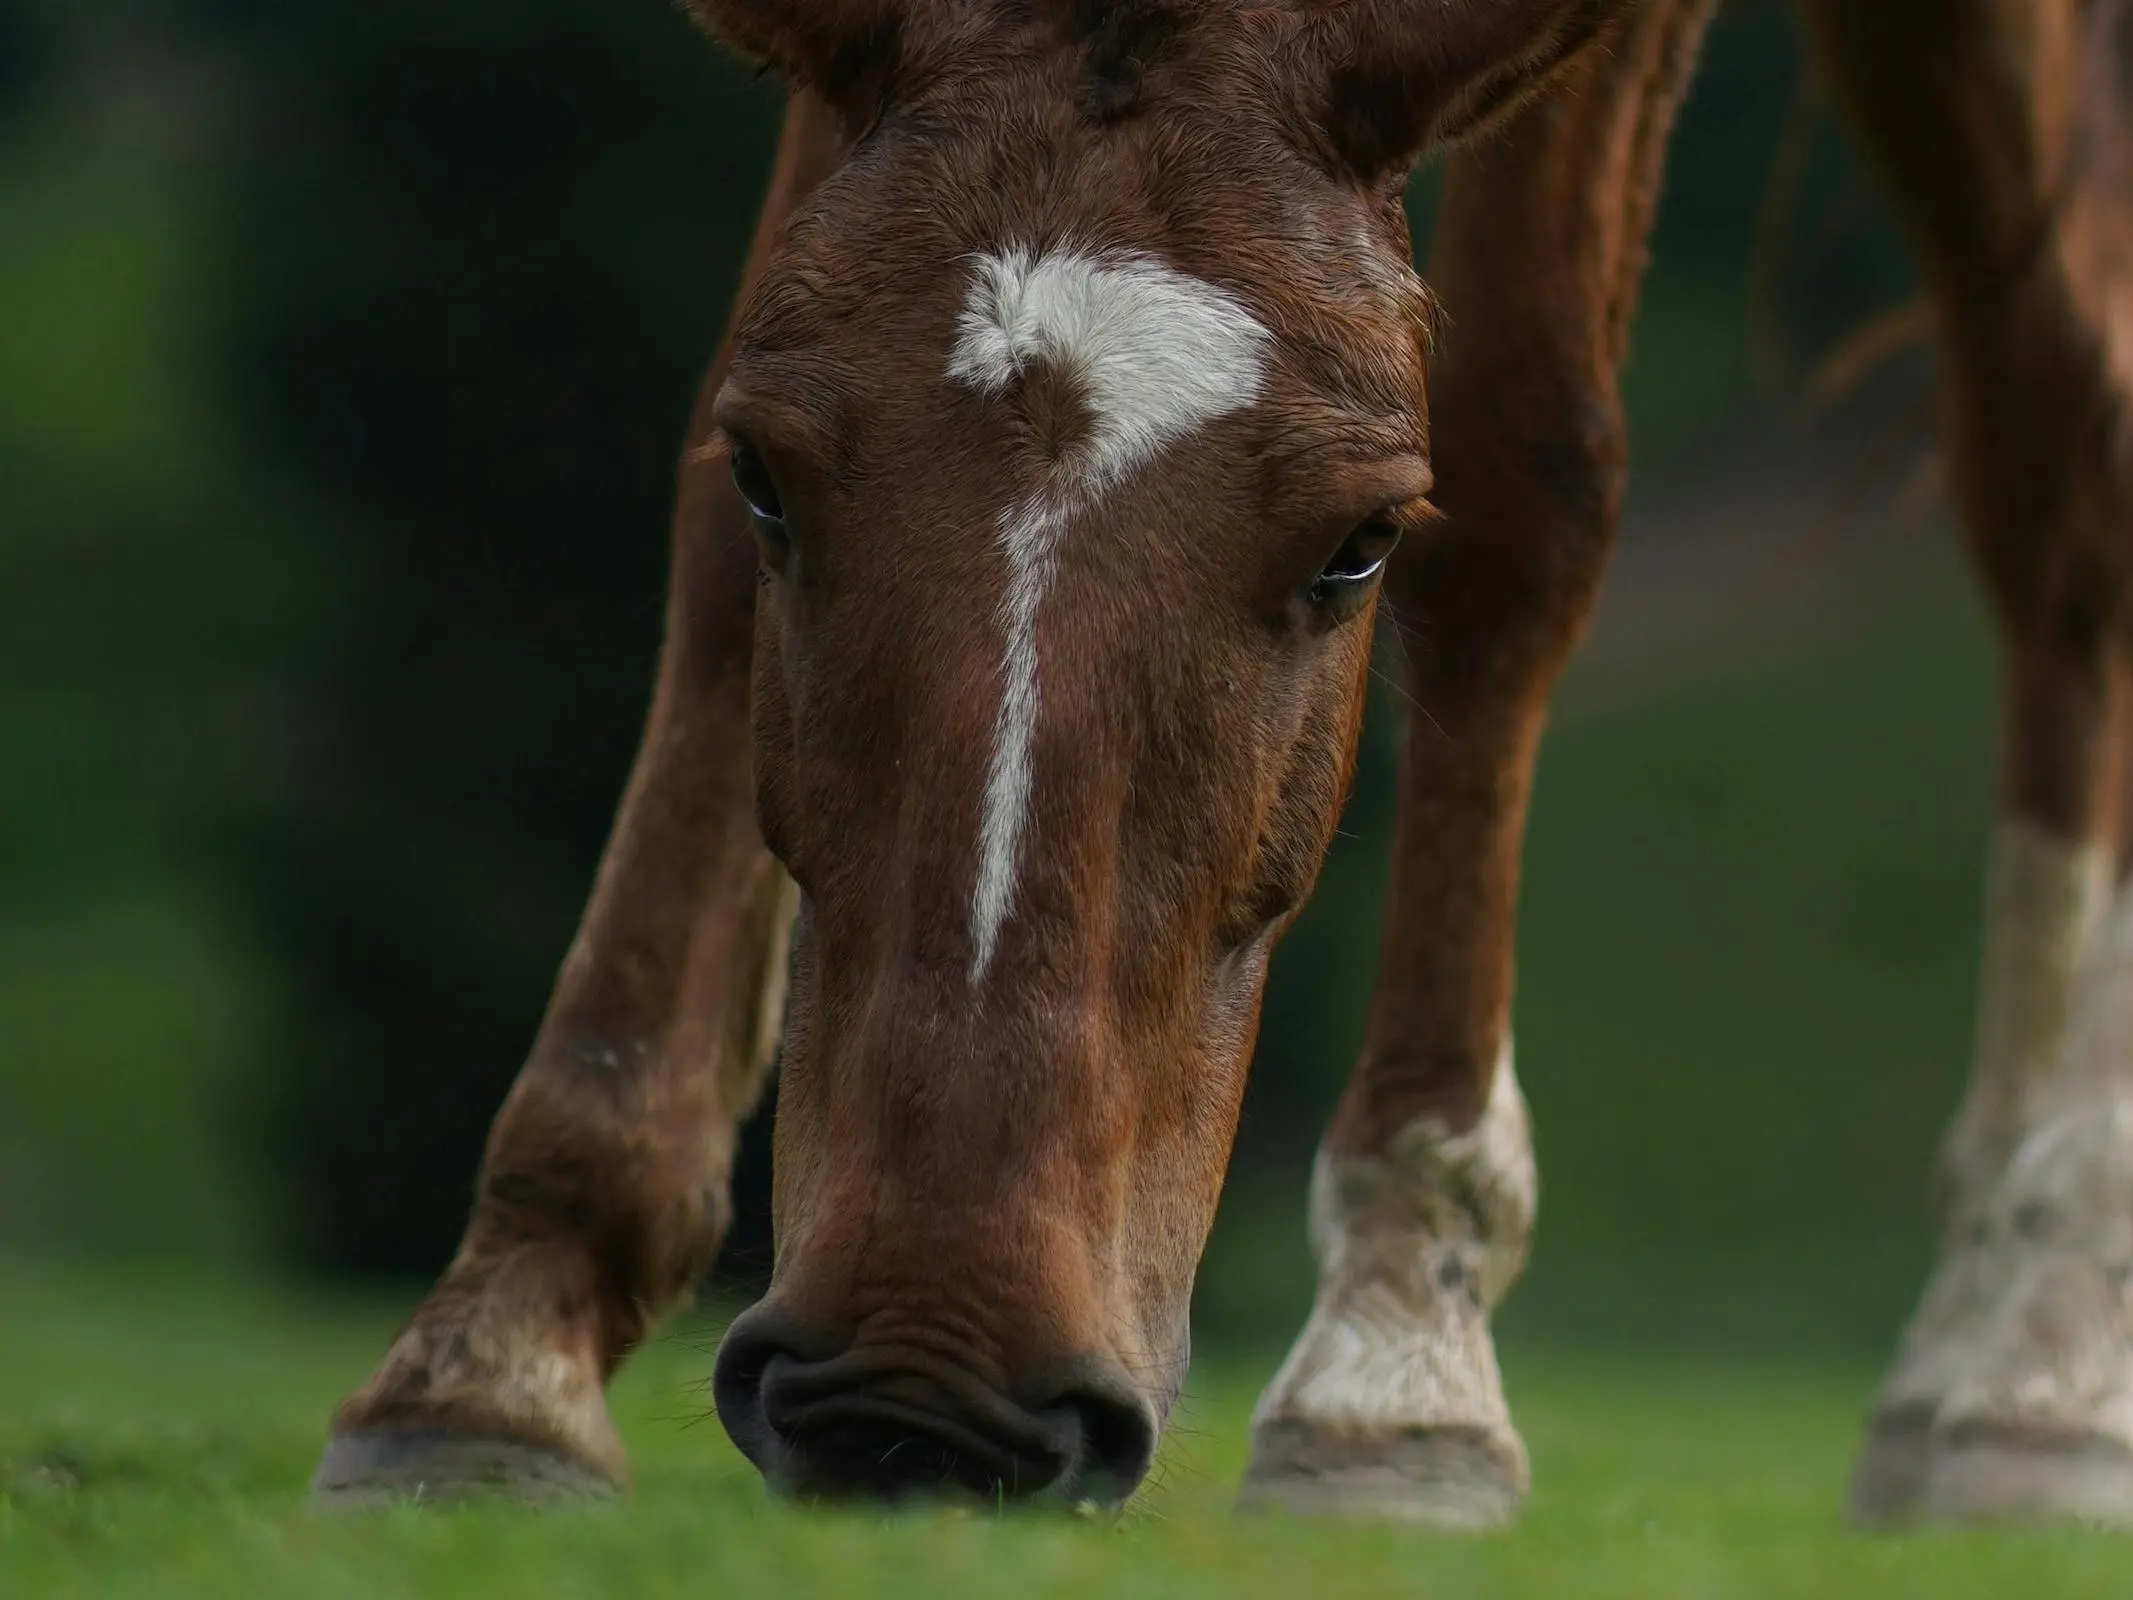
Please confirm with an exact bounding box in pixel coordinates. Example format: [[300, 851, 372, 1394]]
[[311, 0, 2133, 1526]]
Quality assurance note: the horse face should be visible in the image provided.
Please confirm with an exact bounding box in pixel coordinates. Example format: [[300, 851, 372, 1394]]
[[698, 0, 1585, 1504]]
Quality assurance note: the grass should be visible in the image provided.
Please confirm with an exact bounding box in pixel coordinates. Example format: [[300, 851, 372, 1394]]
[[6, 1264, 2133, 1597]]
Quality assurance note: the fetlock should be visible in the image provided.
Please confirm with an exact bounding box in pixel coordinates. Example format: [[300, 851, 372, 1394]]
[[1242, 1051, 1536, 1526]]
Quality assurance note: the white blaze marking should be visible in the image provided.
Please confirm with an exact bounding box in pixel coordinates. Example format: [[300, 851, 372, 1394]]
[[947, 246, 1270, 981]]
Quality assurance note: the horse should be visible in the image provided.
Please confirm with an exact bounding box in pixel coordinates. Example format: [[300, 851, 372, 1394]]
[[309, 0, 2133, 1527]]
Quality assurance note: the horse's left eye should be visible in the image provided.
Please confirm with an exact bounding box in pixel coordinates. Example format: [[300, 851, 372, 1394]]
[[1308, 517, 1402, 612], [730, 444, 786, 529]]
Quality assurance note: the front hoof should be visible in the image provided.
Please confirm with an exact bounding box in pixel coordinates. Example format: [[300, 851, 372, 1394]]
[[311, 1429, 625, 1510], [1239, 1420, 1527, 1529], [1920, 1425, 2133, 1529], [1847, 1405, 1935, 1527]]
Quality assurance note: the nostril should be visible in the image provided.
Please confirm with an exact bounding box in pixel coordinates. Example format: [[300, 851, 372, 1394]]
[[712, 1305, 843, 1471], [710, 1330, 776, 1469], [1046, 1378, 1159, 1502]]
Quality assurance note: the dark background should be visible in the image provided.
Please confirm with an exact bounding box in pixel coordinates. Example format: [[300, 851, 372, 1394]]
[[3, 0, 1976, 1360]]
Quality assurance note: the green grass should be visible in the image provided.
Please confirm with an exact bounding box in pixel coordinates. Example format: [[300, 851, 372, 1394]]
[[6, 1264, 2132, 1597]]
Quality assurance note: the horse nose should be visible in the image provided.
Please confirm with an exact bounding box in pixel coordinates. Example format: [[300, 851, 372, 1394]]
[[713, 1306, 1157, 1505], [1037, 1365, 1161, 1505]]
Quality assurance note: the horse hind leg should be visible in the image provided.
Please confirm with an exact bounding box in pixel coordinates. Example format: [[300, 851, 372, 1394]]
[[1804, 0, 2133, 1527], [1847, 824, 2115, 1521]]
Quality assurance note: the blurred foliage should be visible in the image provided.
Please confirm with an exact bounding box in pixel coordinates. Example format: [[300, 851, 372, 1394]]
[[0, 0, 1976, 1358], [201, 0, 784, 1274], [0, 7, 53, 124], [0, 3, 306, 1261]]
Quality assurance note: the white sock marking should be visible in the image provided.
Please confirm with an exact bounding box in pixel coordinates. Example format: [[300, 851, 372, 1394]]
[[947, 246, 1270, 981]]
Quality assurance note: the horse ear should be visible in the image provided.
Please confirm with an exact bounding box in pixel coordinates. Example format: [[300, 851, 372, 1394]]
[[1299, 0, 1626, 178], [685, 0, 907, 108]]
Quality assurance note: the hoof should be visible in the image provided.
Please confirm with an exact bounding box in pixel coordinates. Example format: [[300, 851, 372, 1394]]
[[1239, 1421, 1526, 1530], [1918, 1426, 2133, 1528], [1847, 1406, 1934, 1527], [310, 1429, 624, 1510]]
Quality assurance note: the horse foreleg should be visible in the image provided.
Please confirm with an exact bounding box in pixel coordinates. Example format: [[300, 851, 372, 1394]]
[[1241, 0, 1718, 1528], [309, 93, 841, 1506]]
